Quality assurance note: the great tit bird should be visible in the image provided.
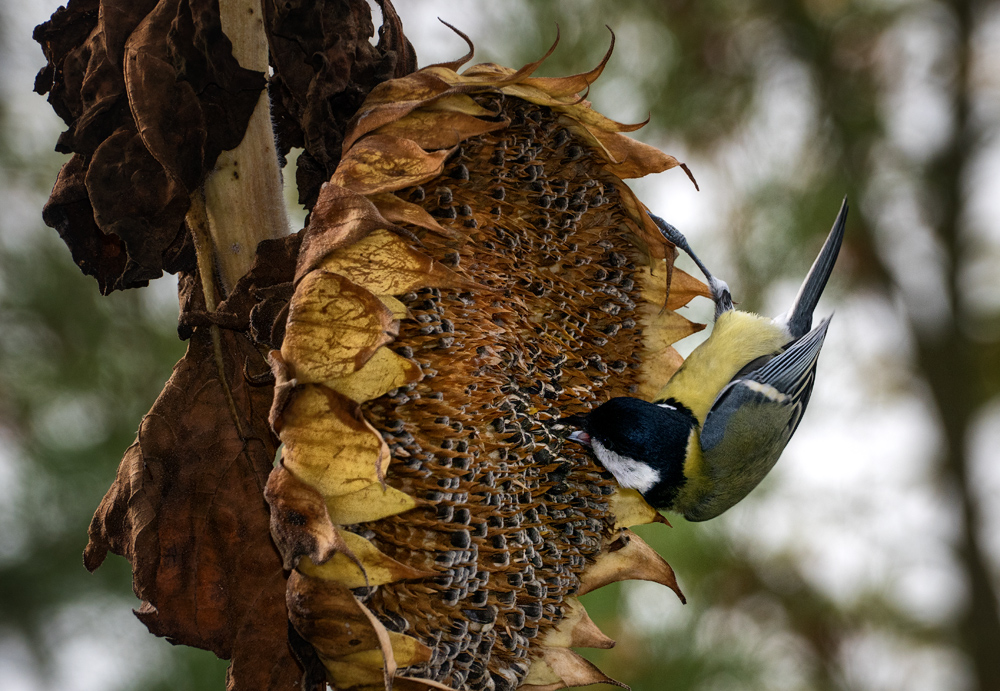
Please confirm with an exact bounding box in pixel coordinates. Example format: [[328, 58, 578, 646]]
[[565, 199, 847, 521]]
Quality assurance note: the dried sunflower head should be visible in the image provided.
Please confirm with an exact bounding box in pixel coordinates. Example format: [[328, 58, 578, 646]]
[[266, 33, 711, 691]]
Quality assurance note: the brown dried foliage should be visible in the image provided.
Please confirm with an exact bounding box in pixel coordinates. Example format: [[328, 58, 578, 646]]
[[264, 0, 417, 210], [84, 326, 294, 688], [34, 0, 264, 292], [34, 0, 414, 293], [84, 234, 315, 690]]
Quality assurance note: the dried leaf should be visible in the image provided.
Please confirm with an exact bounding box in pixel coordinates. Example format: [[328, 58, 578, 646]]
[[318, 229, 468, 296], [34, 0, 264, 291], [41, 155, 129, 294], [298, 529, 433, 588], [84, 327, 301, 689], [578, 530, 685, 603], [278, 385, 391, 498], [331, 134, 453, 196], [326, 483, 417, 525], [282, 271, 398, 383], [84, 124, 193, 286], [372, 0, 417, 76], [264, 0, 416, 209], [325, 346, 422, 403], [217, 233, 302, 346]]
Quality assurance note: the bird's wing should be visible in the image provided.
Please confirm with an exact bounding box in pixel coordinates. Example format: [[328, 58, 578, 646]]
[[701, 317, 831, 453], [683, 318, 831, 521]]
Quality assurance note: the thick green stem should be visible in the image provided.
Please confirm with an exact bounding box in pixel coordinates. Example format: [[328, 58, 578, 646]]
[[203, 0, 288, 294]]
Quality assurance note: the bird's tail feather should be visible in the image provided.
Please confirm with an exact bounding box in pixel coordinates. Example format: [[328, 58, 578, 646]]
[[784, 198, 848, 339]]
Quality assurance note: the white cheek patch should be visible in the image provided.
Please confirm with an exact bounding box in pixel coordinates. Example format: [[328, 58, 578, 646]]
[[592, 439, 661, 494]]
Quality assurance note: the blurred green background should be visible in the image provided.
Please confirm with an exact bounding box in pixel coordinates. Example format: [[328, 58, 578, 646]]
[[2, 0, 999, 689]]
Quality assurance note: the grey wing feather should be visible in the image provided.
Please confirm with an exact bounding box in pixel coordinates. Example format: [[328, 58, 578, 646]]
[[751, 317, 831, 393], [701, 317, 831, 452]]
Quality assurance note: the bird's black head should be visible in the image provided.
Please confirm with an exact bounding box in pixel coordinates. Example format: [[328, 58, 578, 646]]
[[563, 397, 696, 509]]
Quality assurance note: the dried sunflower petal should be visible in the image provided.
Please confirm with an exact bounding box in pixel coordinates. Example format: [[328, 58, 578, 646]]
[[540, 598, 615, 650], [299, 529, 434, 589], [325, 484, 417, 525], [281, 272, 398, 384], [279, 385, 390, 498]]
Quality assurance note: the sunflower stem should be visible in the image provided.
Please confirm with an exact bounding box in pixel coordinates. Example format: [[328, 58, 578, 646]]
[[202, 0, 288, 295]]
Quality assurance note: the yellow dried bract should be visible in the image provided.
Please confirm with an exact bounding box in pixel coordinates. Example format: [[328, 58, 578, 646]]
[[282, 271, 398, 383], [299, 528, 433, 589], [608, 487, 669, 530], [332, 135, 454, 196], [318, 229, 465, 296], [337, 632, 433, 669], [325, 347, 422, 403], [279, 385, 390, 498], [325, 483, 417, 525], [374, 110, 510, 151]]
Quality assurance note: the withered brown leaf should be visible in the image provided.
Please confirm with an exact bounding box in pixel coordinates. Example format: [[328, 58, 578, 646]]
[[264, 0, 417, 210], [34, 0, 265, 292], [83, 327, 304, 690], [84, 329, 301, 689]]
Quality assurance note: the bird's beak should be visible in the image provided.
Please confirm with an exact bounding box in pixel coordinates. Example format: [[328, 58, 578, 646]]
[[568, 430, 592, 447]]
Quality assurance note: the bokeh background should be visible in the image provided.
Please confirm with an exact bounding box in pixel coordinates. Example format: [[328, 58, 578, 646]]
[[2, 0, 999, 689]]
